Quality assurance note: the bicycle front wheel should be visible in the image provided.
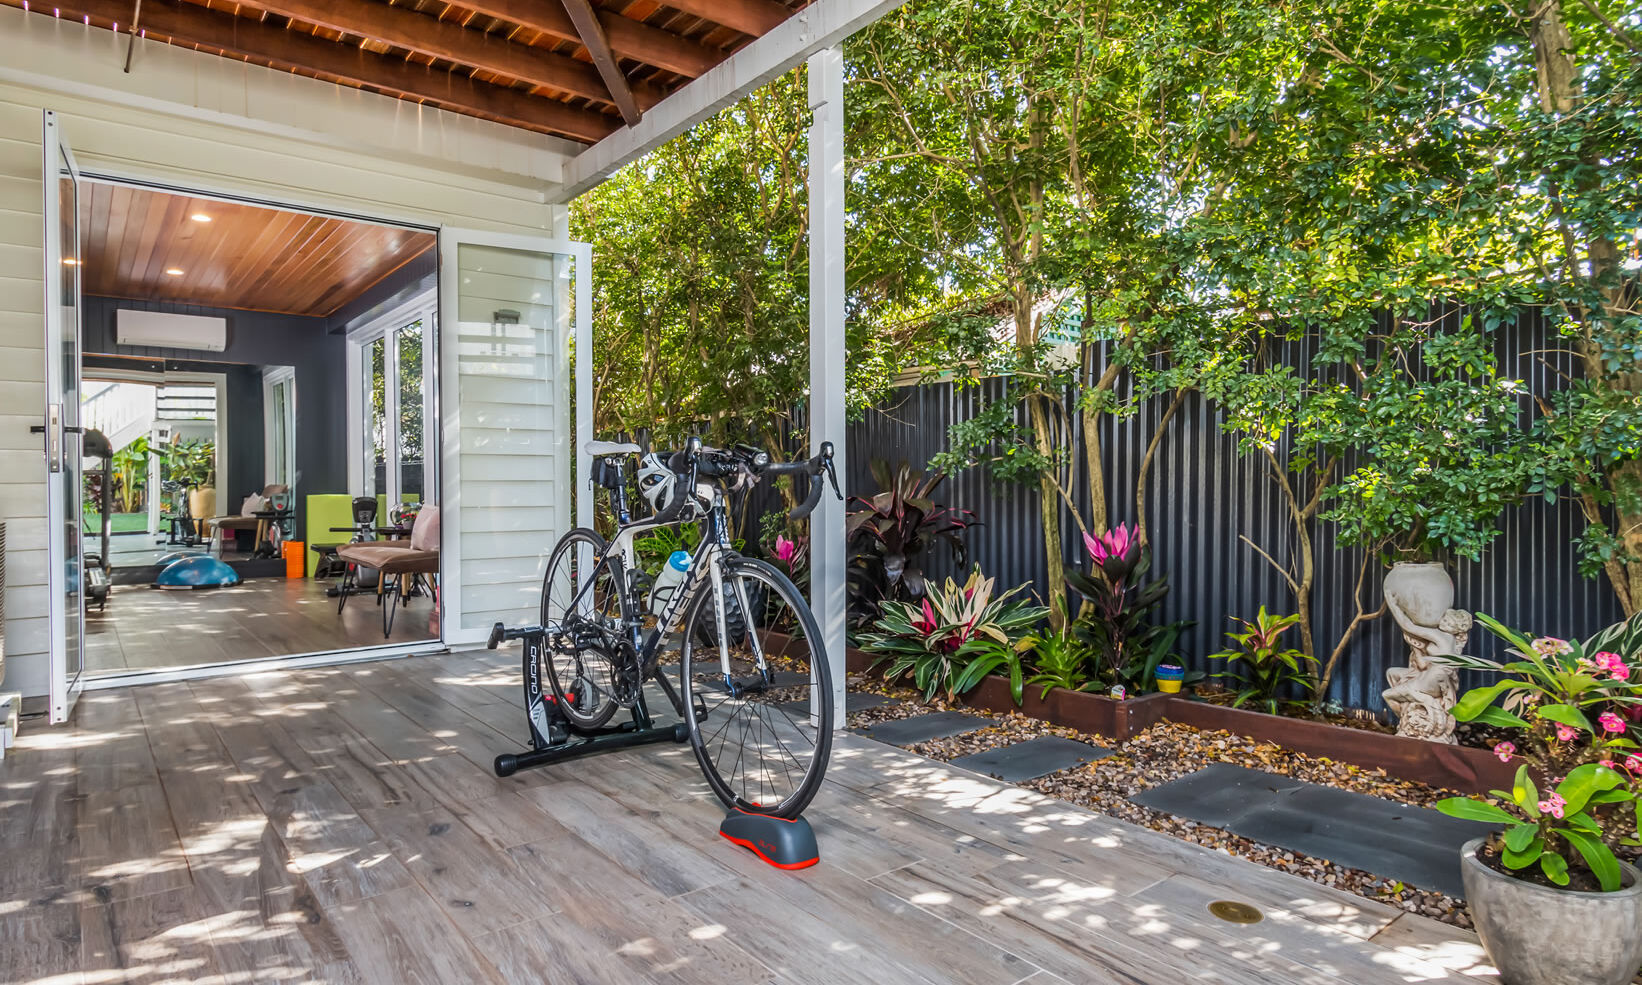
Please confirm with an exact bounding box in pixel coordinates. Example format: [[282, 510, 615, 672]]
[[539, 528, 625, 731], [680, 556, 833, 818]]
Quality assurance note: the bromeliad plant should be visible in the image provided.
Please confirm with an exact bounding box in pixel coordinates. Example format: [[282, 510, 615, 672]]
[[846, 460, 978, 627], [1435, 613, 1642, 891], [1205, 606, 1319, 714], [1023, 599, 1095, 699], [860, 567, 1046, 704], [1065, 523, 1192, 692]]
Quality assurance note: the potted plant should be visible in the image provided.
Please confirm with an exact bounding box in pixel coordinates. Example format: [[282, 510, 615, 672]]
[[1435, 613, 1642, 985], [859, 567, 1045, 703], [166, 438, 217, 519]]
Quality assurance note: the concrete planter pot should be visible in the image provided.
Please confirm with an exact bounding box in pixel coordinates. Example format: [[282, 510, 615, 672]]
[[1460, 837, 1642, 985]]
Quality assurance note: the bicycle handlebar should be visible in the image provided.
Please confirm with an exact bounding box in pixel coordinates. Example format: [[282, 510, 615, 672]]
[[659, 439, 841, 521]]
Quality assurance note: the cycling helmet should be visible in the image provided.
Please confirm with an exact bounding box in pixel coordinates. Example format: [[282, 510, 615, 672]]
[[636, 452, 677, 513]]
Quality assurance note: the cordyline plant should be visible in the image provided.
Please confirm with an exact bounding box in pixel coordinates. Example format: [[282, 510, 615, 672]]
[[860, 568, 1046, 704], [1065, 523, 1190, 693], [1436, 613, 1642, 892], [846, 459, 977, 626], [1205, 606, 1318, 715]]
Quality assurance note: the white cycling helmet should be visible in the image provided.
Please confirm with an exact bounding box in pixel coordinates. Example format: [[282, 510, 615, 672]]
[[636, 452, 677, 513]]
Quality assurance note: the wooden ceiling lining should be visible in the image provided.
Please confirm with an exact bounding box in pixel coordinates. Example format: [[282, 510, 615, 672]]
[[8, 0, 809, 144], [76, 183, 437, 317]]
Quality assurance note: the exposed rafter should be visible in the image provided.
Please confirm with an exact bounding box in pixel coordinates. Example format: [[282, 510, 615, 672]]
[[653, 0, 792, 38], [561, 0, 640, 125], [218, 0, 663, 109], [17, 0, 620, 141], [450, 0, 723, 78]]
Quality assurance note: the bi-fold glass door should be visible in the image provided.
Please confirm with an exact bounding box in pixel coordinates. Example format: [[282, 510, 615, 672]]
[[351, 294, 436, 511]]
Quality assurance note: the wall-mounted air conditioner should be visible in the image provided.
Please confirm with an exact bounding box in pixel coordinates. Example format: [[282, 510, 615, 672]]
[[116, 309, 228, 352]]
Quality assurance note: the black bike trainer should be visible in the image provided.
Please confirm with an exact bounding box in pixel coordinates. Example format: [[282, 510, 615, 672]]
[[489, 622, 689, 778], [718, 808, 820, 870]]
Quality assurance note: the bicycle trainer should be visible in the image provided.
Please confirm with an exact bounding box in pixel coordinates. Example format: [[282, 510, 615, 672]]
[[489, 622, 689, 778]]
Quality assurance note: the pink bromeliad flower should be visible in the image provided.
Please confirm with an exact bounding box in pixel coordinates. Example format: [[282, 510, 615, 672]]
[[1493, 741, 1516, 763], [774, 535, 797, 563], [1555, 723, 1578, 742], [1084, 523, 1142, 581], [1599, 711, 1627, 734]]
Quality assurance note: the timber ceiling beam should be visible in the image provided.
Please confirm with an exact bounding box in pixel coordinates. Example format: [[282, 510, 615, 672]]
[[25, 0, 619, 141], [450, 0, 722, 78], [652, 0, 792, 38], [219, 0, 664, 109], [560, 0, 640, 125]]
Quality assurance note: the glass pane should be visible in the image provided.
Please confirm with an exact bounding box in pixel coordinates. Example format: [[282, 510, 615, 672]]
[[58, 142, 82, 685], [271, 381, 290, 485], [396, 319, 425, 503], [365, 336, 386, 497]]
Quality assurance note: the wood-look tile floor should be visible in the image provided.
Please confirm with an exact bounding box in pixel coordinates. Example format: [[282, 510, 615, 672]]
[[85, 578, 438, 674], [0, 651, 1501, 984]]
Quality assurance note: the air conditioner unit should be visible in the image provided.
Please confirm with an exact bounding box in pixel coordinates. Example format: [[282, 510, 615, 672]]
[[116, 309, 228, 352]]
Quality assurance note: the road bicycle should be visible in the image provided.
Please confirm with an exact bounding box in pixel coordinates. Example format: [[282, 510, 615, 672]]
[[526, 437, 841, 818]]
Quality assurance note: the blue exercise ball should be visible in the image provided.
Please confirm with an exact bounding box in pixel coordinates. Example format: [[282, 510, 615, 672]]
[[153, 555, 240, 589], [156, 550, 206, 567]]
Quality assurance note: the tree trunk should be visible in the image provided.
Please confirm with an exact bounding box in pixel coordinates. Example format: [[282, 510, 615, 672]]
[[1532, 0, 1642, 615], [1029, 393, 1068, 628]]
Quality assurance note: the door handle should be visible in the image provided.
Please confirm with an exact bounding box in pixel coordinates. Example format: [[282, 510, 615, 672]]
[[42, 402, 62, 472]]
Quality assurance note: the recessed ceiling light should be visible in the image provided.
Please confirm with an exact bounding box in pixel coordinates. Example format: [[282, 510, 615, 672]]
[[190, 213, 212, 223], [165, 268, 184, 276], [62, 258, 78, 265]]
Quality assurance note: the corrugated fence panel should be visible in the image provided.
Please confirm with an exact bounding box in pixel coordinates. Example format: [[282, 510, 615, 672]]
[[845, 306, 1627, 714]]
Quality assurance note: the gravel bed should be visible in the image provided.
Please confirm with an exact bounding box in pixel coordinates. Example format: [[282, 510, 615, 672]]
[[845, 686, 1476, 928]]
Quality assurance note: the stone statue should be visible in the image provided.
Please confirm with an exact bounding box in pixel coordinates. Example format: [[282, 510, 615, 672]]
[[1382, 562, 1468, 744]]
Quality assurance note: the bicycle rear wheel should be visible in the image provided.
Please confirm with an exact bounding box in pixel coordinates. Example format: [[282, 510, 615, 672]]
[[538, 528, 626, 730], [680, 556, 833, 818]]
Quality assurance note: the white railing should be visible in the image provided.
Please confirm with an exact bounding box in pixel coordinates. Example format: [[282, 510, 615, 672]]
[[81, 381, 156, 453]]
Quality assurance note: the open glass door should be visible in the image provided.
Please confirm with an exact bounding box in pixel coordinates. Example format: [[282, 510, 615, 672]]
[[41, 111, 84, 723], [437, 230, 588, 645]]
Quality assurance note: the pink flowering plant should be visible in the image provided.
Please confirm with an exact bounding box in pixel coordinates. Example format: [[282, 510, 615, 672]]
[[1065, 523, 1191, 692], [861, 567, 1047, 703], [1435, 612, 1642, 891]]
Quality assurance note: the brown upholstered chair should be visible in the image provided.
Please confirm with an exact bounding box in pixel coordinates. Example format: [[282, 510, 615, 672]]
[[335, 505, 439, 637], [209, 484, 289, 553]]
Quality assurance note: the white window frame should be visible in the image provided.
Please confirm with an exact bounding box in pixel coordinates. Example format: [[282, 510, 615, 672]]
[[262, 365, 296, 492], [346, 288, 437, 505]]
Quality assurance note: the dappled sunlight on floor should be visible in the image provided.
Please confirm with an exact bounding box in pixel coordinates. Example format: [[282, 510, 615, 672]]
[[0, 651, 1494, 985]]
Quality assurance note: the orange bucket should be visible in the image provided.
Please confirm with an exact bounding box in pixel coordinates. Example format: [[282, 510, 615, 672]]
[[283, 540, 306, 578]]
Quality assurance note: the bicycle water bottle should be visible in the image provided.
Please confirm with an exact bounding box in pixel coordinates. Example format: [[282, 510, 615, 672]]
[[649, 550, 691, 617]]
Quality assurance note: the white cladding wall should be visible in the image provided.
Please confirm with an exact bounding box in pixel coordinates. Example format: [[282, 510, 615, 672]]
[[450, 244, 571, 632], [0, 9, 572, 696]]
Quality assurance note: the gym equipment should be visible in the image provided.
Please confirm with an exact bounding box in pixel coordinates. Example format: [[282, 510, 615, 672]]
[[155, 550, 205, 567], [81, 428, 113, 611], [153, 554, 241, 589], [489, 623, 688, 778], [718, 808, 820, 870]]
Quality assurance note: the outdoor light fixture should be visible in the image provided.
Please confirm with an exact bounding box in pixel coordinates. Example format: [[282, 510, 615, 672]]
[[164, 268, 184, 276], [190, 213, 212, 223]]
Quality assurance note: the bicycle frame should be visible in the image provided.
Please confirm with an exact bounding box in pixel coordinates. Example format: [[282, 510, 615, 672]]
[[560, 472, 768, 695]]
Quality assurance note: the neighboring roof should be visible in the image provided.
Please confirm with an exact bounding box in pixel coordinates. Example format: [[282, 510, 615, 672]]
[[3, 0, 811, 145]]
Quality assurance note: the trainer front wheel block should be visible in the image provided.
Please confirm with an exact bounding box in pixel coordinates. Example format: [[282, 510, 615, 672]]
[[718, 808, 819, 870]]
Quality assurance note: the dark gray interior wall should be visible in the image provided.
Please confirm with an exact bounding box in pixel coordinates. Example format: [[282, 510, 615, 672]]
[[81, 296, 349, 530]]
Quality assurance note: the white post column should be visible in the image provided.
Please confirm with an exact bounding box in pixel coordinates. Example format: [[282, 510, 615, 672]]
[[808, 47, 847, 729]]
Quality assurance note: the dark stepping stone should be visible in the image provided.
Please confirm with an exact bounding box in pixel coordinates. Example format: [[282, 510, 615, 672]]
[[777, 691, 900, 715], [1132, 763, 1500, 897], [950, 735, 1112, 782], [849, 710, 988, 746]]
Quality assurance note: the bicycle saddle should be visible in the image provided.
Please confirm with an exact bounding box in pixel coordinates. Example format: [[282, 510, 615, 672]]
[[585, 440, 641, 457]]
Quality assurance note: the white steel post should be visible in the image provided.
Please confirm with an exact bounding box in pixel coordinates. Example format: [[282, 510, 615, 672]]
[[808, 47, 847, 729]]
